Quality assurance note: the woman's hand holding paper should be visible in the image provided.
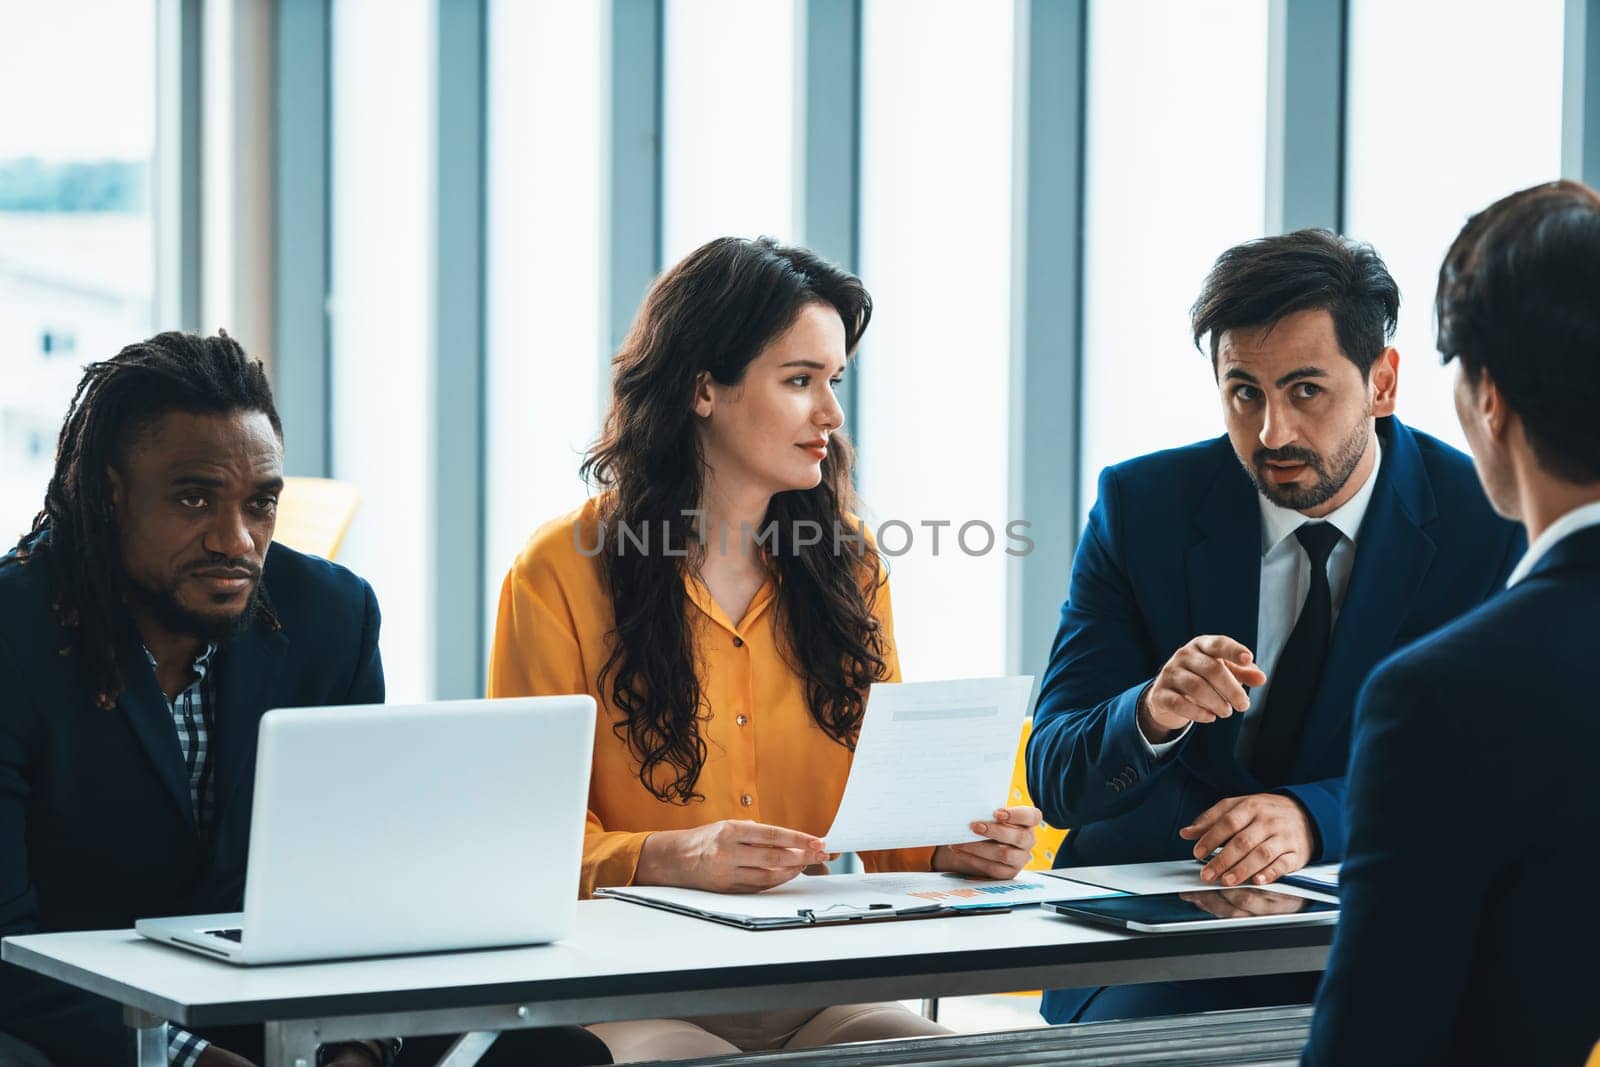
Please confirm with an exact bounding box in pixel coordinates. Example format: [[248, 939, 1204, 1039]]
[[930, 806, 1042, 880]]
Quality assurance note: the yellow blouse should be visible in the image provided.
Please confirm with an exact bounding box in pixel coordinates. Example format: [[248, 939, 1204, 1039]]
[[488, 497, 934, 897]]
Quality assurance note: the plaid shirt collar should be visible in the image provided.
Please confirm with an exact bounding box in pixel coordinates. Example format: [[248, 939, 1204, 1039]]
[[142, 641, 220, 837], [142, 641, 219, 682]]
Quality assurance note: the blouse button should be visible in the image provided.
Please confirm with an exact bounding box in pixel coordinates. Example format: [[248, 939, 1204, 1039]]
[[735, 714, 748, 726], [740, 793, 753, 807], [733, 636, 744, 648]]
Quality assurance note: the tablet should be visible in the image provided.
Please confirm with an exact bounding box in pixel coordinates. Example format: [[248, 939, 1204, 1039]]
[[1043, 888, 1338, 933]]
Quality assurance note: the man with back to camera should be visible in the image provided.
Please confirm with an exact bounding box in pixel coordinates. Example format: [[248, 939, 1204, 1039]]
[[1305, 181, 1600, 1066], [0, 333, 610, 1066], [1026, 230, 1524, 1023]]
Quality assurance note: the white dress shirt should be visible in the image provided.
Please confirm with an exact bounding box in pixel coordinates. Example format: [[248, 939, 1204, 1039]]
[[1143, 439, 1383, 758], [1505, 498, 1600, 587]]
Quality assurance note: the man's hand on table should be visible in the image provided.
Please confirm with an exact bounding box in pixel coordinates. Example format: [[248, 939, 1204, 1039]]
[[1180, 793, 1315, 886]]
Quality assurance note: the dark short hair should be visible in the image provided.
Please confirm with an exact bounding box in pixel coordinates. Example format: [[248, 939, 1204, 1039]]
[[1190, 229, 1400, 377], [1437, 180, 1600, 484]]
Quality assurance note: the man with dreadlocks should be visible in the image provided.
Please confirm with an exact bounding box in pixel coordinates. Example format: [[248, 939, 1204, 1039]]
[[0, 333, 610, 1067], [0, 331, 387, 1066]]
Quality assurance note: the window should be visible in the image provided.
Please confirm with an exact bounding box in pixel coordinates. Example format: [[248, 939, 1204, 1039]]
[[857, 0, 1014, 681], [0, 0, 157, 538], [1344, 0, 1565, 451], [661, 0, 797, 265], [328, 0, 433, 701], [1078, 0, 1271, 510], [484, 0, 607, 637]]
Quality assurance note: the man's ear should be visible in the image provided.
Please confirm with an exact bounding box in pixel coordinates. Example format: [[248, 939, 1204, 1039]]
[[1369, 347, 1400, 417], [691, 371, 715, 419], [1475, 369, 1511, 443]]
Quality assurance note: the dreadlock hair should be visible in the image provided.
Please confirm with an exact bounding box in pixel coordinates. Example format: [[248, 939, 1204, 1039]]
[[2, 330, 281, 709], [581, 236, 886, 804]]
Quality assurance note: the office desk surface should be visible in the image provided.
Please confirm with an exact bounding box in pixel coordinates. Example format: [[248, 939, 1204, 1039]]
[[1, 863, 1336, 1031]]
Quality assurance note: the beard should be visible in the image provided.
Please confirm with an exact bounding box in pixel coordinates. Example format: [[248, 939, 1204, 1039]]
[[1243, 416, 1371, 512], [124, 567, 264, 643]]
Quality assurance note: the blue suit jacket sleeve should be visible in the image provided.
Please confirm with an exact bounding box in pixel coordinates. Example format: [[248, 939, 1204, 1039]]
[[1027, 467, 1179, 828], [1303, 659, 1490, 1066], [1275, 776, 1344, 862]]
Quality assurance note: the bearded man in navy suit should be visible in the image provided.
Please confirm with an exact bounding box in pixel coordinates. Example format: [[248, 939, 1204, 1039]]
[[1306, 181, 1600, 1066], [1028, 230, 1522, 1023]]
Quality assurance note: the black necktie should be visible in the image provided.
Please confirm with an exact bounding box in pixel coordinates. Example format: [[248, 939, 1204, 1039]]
[[1251, 521, 1343, 784]]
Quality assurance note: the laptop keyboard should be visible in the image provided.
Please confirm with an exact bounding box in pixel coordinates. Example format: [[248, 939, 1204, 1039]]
[[206, 928, 244, 942]]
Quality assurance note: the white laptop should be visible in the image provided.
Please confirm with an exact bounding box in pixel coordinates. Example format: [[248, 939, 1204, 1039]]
[[137, 696, 595, 965]]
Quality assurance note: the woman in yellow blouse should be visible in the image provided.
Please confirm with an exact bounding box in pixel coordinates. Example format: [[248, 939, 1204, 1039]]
[[490, 236, 1040, 1062]]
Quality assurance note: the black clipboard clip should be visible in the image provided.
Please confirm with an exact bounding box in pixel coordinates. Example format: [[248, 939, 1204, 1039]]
[[798, 902, 1010, 924], [800, 902, 932, 923]]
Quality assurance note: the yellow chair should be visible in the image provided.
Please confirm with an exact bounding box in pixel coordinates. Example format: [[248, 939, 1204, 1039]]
[[273, 477, 362, 560], [1013, 717, 1069, 869], [1003, 718, 1069, 1003], [1586, 1038, 1599, 1067], [921, 720, 1071, 1021]]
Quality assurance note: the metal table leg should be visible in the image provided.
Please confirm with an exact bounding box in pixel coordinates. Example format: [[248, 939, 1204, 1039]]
[[123, 1006, 168, 1067], [264, 1020, 323, 1067], [437, 1031, 499, 1066]]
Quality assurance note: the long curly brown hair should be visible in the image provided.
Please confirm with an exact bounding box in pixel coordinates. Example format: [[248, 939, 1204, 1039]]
[[581, 236, 889, 804]]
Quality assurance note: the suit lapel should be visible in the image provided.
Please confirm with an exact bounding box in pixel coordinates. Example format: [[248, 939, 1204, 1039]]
[[210, 614, 289, 828], [115, 640, 197, 834], [1294, 418, 1437, 773], [1180, 454, 1262, 791]]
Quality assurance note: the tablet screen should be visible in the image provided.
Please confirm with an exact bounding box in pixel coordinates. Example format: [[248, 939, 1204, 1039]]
[[1050, 888, 1337, 927]]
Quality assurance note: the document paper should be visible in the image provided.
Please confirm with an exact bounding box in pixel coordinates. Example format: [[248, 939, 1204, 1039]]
[[599, 870, 1122, 925], [823, 676, 1034, 854], [1042, 860, 1339, 902]]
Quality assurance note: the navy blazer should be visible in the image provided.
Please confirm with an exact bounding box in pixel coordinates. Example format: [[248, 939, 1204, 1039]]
[[0, 540, 383, 1064], [1027, 417, 1521, 869], [1305, 523, 1600, 1067]]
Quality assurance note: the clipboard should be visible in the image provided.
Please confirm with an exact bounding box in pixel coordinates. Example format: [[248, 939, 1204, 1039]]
[[595, 887, 1008, 930], [593, 870, 1119, 930]]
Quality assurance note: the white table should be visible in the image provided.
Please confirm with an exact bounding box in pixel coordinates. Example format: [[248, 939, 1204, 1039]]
[[1, 863, 1336, 1067]]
